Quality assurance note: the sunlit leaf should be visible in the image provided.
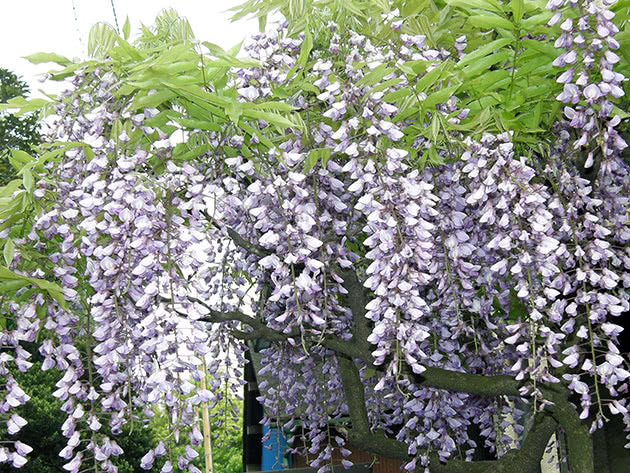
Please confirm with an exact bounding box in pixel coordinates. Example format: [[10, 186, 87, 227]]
[[123, 15, 131, 40], [3, 239, 15, 267], [23, 52, 72, 66]]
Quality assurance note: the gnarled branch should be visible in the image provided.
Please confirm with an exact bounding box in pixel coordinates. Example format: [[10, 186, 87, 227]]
[[335, 354, 558, 473]]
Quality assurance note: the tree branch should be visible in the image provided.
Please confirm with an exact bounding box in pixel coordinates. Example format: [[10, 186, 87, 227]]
[[225, 226, 270, 258], [161, 294, 298, 342], [202, 210, 271, 258], [543, 387, 594, 473], [335, 354, 557, 473], [335, 354, 409, 461], [334, 266, 372, 350], [412, 367, 521, 398], [175, 292, 523, 398], [333, 266, 523, 398]]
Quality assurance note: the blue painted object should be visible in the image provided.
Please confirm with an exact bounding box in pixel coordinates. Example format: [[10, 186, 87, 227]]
[[261, 425, 291, 471]]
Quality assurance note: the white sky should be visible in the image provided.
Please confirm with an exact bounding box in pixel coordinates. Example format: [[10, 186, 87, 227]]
[[0, 0, 259, 98]]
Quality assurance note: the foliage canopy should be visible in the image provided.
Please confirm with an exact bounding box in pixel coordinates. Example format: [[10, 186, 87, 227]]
[[0, 69, 40, 186]]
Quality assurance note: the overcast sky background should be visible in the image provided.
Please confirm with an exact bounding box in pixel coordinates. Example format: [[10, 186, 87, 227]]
[[1, 0, 259, 98]]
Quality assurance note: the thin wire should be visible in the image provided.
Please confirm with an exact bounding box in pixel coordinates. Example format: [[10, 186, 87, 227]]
[[110, 0, 120, 33], [71, 0, 85, 50]]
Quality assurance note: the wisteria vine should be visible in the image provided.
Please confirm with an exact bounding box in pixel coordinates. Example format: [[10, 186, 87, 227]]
[[0, 1, 629, 472]]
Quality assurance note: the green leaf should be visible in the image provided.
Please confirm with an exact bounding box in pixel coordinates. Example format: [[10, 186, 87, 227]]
[[367, 77, 403, 95], [244, 109, 298, 130], [0, 266, 27, 280], [202, 41, 228, 57], [512, 54, 553, 80], [321, 148, 331, 168], [174, 118, 221, 132], [383, 88, 412, 102], [28, 278, 69, 310], [422, 84, 460, 109], [133, 90, 178, 109], [122, 16, 131, 40], [397, 60, 431, 78], [172, 143, 213, 161], [289, 81, 320, 94], [0, 96, 50, 116], [357, 65, 396, 87], [364, 368, 377, 380], [460, 50, 512, 79], [430, 113, 441, 142], [206, 57, 260, 68], [465, 70, 511, 93], [509, 0, 524, 23], [466, 94, 503, 113], [468, 13, 515, 31], [415, 62, 449, 93], [526, 99, 543, 128], [521, 39, 560, 58], [0, 180, 23, 198], [508, 289, 528, 321], [396, 62, 416, 77], [151, 61, 197, 75], [22, 169, 34, 192], [297, 29, 313, 69], [239, 122, 275, 150], [428, 146, 443, 165], [3, 239, 15, 266], [88, 23, 119, 58], [46, 61, 87, 81], [446, 0, 503, 12], [201, 41, 260, 68], [227, 102, 243, 125], [304, 150, 319, 173], [10, 149, 33, 170], [520, 11, 553, 30], [611, 105, 630, 120], [304, 148, 330, 173], [23, 52, 72, 66], [253, 102, 298, 112], [418, 149, 429, 169], [0, 279, 29, 294], [457, 38, 512, 68], [258, 13, 267, 32]]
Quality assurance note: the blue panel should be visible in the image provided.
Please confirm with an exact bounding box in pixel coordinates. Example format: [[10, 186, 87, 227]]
[[261, 425, 291, 470]]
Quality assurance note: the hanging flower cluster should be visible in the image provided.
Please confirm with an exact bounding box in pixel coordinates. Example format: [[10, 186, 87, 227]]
[[550, 0, 627, 162], [0, 68, 248, 472]]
